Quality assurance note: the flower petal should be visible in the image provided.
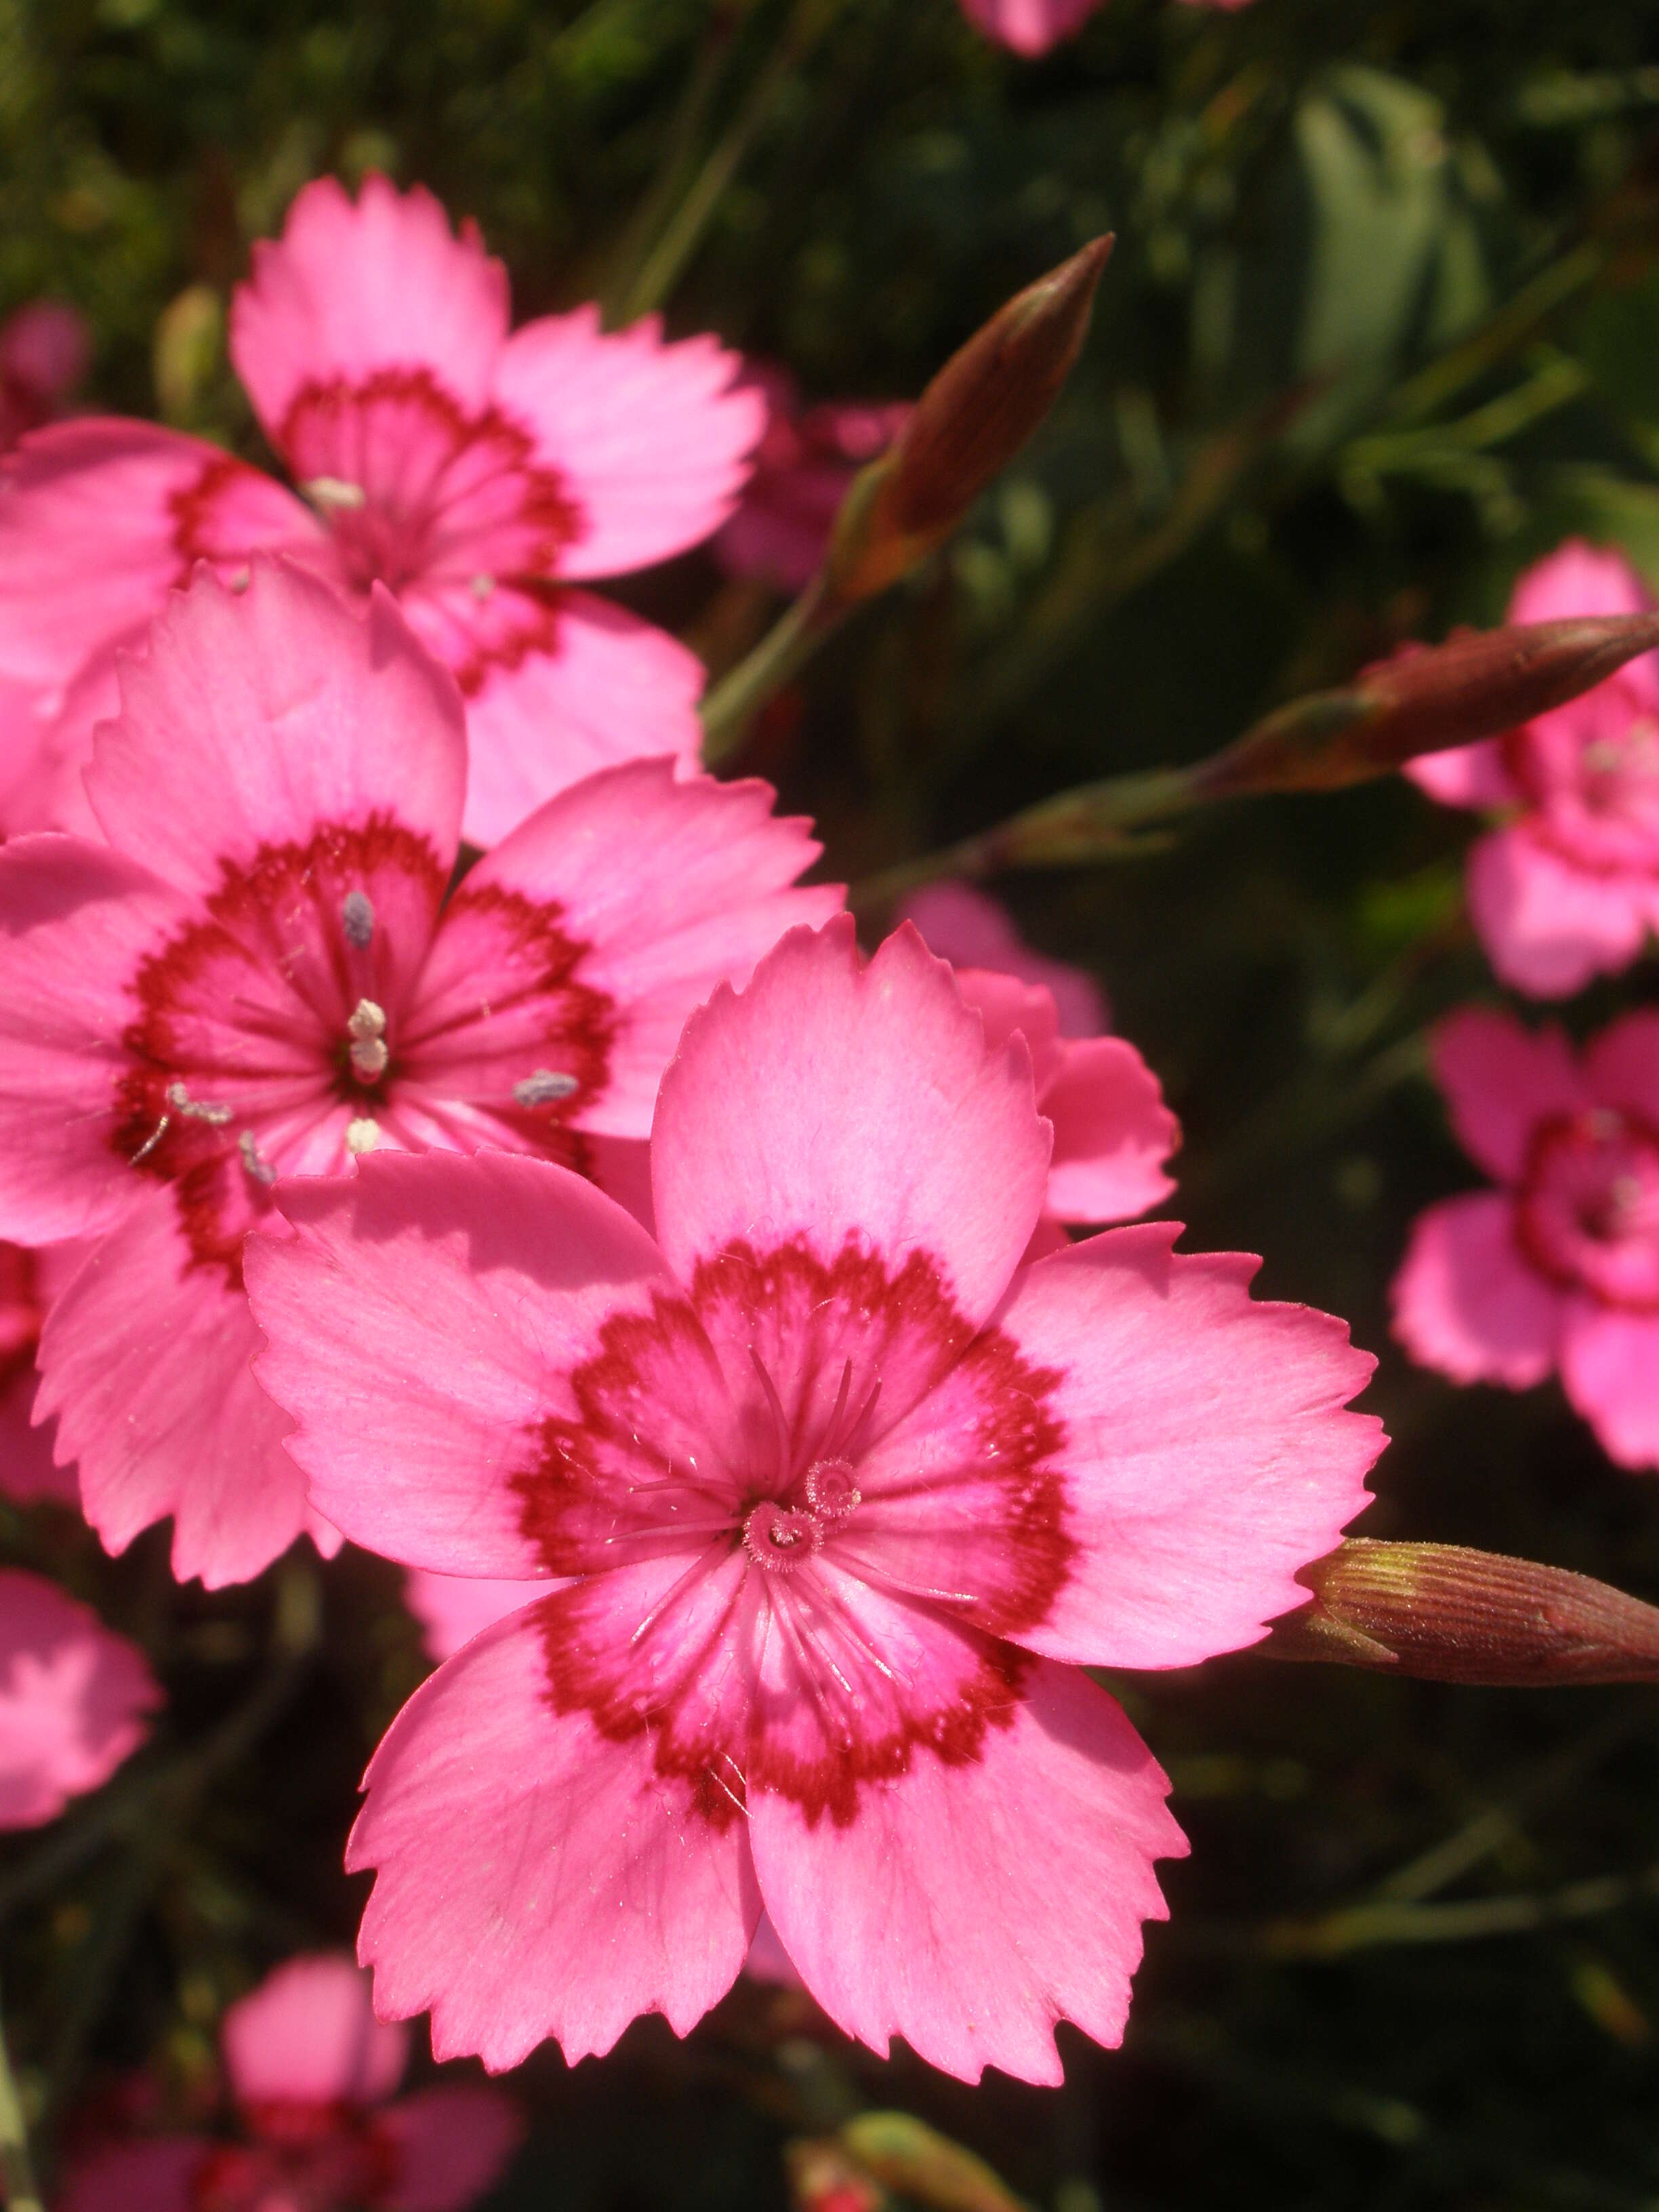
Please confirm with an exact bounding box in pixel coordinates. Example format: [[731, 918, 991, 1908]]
[[39, 1191, 308, 1588], [1404, 740, 1515, 808], [231, 175, 511, 438], [468, 756, 841, 1136], [1040, 1036, 1178, 1225], [57, 2141, 205, 2212], [1391, 1191, 1561, 1389], [457, 590, 704, 848], [348, 1598, 759, 2070], [376, 2086, 526, 2212], [991, 1223, 1382, 1668], [1558, 1300, 1659, 1471], [956, 0, 1105, 56], [1509, 537, 1654, 626], [901, 881, 1106, 1038], [0, 1567, 159, 1829], [652, 921, 1051, 1329], [750, 1658, 1181, 2085], [490, 308, 762, 579], [248, 1150, 678, 1575], [404, 1570, 548, 1663], [1584, 1008, 1659, 1122], [86, 560, 466, 900], [1467, 825, 1653, 999], [222, 1953, 407, 2110], [1432, 1006, 1586, 1185]]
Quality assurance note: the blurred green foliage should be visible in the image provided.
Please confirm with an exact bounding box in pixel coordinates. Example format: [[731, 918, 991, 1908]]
[[7, 0, 1659, 2207]]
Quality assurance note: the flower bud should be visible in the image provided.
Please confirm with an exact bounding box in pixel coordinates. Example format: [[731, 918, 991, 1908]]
[[1265, 1539, 1659, 1686], [837, 2114, 1031, 2212], [1193, 613, 1659, 800], [825, 237, 1113, 603], [785, 2140, 888, 2212]]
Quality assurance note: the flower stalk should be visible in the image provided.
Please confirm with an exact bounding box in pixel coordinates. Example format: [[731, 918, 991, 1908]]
[[0, 1979, 43, 2212]]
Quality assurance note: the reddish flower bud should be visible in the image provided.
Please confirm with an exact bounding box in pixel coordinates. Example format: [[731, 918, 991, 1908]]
[[1265, 1539, 1659, 1686], [825, 237, 1113, 602], [1194, 613, 1659, 800]]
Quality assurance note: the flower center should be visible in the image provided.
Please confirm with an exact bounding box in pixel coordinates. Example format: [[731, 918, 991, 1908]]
[[1517, 1107, 1659, 1308], [742, 1500, 823, 1571]]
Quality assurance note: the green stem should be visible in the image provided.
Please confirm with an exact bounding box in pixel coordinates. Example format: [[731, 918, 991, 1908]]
[[700, 574, 838, 764], [0, 1980, 43, 2212]]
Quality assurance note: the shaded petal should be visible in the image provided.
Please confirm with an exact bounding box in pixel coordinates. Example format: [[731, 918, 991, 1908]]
[[0, 1370, 73, 1507], [56, 2140, 205, 2212], [1040, 1036, 1178, 1226], [249, 1151, 678, 1575], [348, 1599, 759, 2070], [376, 2085, 526, 2212], [1404, 739, 1515, 808], [1467, 826, 1652, 998], [466, 757, 841, 1135], [1509, 537, 1654, 626], [0, 1567, 159, 1829], [87, 560, 466, 900], [222, 1952, 407, 2111], [751, 1659, 1181, 2085], [231, 176, 510, 439], [1391, 1191, 1561, 1389], [39, 1191, 308, 1588], [951, 969, 1064, 1091], [457, 591, 704, 849], [0, 419, 314, 695], [1559, 1300, 1659, 1471], [653, 922, 1051, 1330], [1584, 1008, 1659, 1122], [991, 1223, 1382, 1669], [1432, 1006, 1586, 1185], [0, 834, 195, 1242], [490, 308, 762, 579], [404, 1570, 549, 1663], [901, 881, 1106, 1038]]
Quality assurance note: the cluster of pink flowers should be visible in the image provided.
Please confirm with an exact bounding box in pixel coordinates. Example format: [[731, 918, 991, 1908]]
[[0, 170, 1385, 2133], [1399, 541, 1659, 1471]]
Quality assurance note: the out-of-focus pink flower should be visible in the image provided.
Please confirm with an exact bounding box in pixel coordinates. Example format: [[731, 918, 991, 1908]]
[[1393, 1006, 1659, 1471], [902, 880, 1105, 1035], [714, 365, 911, 594], [0, 176, 762, 848], [0, 1569, 157, 1828], [60, 1953, 522, 2212], [1408, 541, 1659, 997], [0, 1240, 77, 1506], [0, 300, 87, 453], [0, 557, 840, 1588], [958, 0, 1250, 56], [247, 918, 1381, 2085]]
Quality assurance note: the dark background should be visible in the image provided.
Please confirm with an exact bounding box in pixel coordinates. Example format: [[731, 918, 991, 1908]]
[[6, 0, 1659, 2205]]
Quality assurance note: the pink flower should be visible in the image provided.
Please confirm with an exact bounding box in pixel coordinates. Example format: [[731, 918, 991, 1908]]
[[1408, 541, 1659, 997], [60, 1952, 522, 2212], [903, 882, 1176, 1245], [0, 300, 87, 453], [1393, 1005, 1659, 1471], [403, 1571, 546, 1664], [0, 1569, 158, 1828], [957, 0, 1105, 54], [0, 175, 762, 848], [714, 365, 912, 594], [0, 556, 839, 1587], [245, 919, 1381, 2084], [0, 1240, 78, 1506]]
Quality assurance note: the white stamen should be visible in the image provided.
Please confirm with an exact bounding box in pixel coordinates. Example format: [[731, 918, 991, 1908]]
[[512, 1068, 579, 1108], [348, 998, 388, 1082], [345, 1117, 380, 1155], [228, 567, 251, 594], [302, 476, 367, 511], [470, 573, 496, 600], [165, 1081, 232, 1126], [341, 890, 375, 948], [239, 1130, 276, 1186], [129, 1114, 169, 1165]]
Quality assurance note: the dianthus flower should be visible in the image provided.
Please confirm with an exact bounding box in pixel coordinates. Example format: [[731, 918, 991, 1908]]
[[714, 364, 912, 594], [959, 0, 1246, 56], [0, 174, 761, 847], [1408, 541, 1659, 997], [1393, 1006, 1659, 1471], [903, 881, 1174, 1248], [246, 919, 1381, 2084], [60, 1952, 521, 2212], [0, 1568, 158, 1828], [0, 557, 838, 1586], [0, 1241, 76, 1504]]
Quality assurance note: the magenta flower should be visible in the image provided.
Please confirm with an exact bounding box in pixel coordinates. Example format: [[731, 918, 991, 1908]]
[[246, 920, 1380, 2083], [958, 0, 1248, 55], [0, 1569, 158, 1829], [0, 174, 762, 848], [0, 1241, 77, 1506], [0, 299, 87, 453], [1408, 541, 1659, 997], [0, 557, 838, 1586], [60, 1952, 521, 2212], [1393, 1006, 1659, 1471], [714, 364, 912, 595]]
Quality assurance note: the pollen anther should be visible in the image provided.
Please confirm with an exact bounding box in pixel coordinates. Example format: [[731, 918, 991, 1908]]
[[345, 1117, 380, 1156], [341, 890, 375, 948], [165, 1081, 233, 1125], [302, 476, 368, 511], [512, 1069, 579, 1108], [239, 1130, 276, 1187], [347, 998, 389, 1082]]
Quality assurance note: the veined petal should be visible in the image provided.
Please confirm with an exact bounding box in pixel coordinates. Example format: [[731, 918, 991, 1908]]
[[248, 1151, 679, 1576], [751, 1660, 1181, 2085], [348, 1599, 760, 2071], [490, 308, 762, 579], [232, 175, 511, 439], [652, 922, 1051, 1330], [86, 560, 466, 900], [1040, 1035, 1179, 1225], [991, 1223, 1381, 1670], [1432, 1006, 1587, 1185]]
